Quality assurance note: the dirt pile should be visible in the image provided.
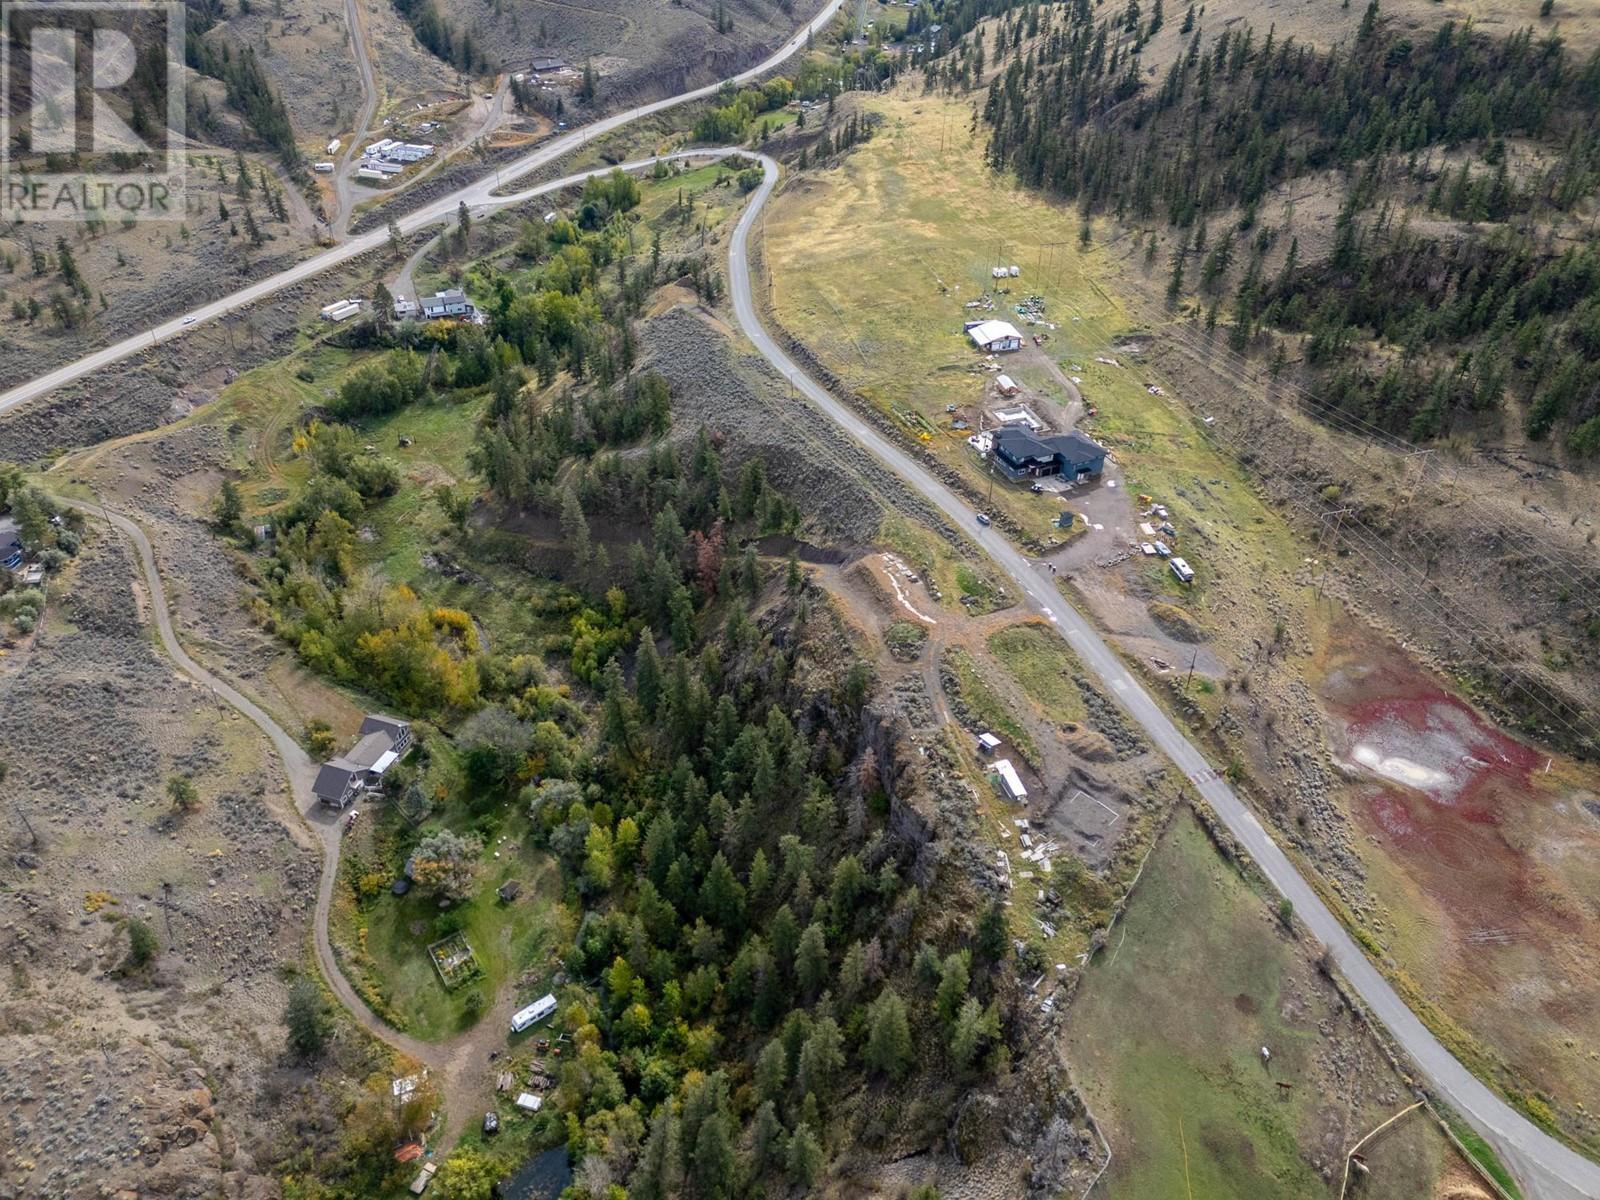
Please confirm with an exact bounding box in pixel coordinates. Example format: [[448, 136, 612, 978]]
[[1146, 600, 1202, 642]]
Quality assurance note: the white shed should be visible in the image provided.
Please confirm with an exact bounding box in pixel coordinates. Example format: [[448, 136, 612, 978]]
[[992, 758, 1028, 803], [996, 374, 1020, 396]]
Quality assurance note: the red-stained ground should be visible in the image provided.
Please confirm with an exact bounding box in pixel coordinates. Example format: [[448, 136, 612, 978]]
[[1311, 615, 1600, 1146]]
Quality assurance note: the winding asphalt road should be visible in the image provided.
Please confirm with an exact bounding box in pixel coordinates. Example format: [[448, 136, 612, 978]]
[[0, 0, 848, 420], [724, 155, 1600, 1200], [65, 498, 510, 1146], [7, 1, 1594, 1188]]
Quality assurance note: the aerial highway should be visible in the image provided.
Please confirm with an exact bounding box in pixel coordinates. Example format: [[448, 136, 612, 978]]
[[6, 6, 1597, 1195], [723, 155, 1600, 1200]]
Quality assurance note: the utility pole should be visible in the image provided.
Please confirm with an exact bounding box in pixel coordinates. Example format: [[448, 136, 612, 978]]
[[1185, 647, 1198, 692], [159, 881, 176, 941], [1316, 508, 1352, 598]]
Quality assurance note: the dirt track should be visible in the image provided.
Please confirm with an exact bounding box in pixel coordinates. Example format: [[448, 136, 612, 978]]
[[68, 498, 521, 1151]]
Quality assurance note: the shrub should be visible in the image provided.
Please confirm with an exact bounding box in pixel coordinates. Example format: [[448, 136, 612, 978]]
[[284, 977, 331, 1057], [122, 917, 159, 972]]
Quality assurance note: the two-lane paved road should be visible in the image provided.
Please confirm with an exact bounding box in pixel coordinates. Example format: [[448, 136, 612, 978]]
[[8, 9, 1596, 1184], [0, 0, 848, 420], [725, 154, 1600, 1200]]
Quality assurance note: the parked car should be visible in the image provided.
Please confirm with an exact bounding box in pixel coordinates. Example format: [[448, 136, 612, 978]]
[[976, 513, 991, 526], [483, 1111, 500, 1136]]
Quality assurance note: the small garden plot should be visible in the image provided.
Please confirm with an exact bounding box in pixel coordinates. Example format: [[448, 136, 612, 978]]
[[427, 931, 483, 989]]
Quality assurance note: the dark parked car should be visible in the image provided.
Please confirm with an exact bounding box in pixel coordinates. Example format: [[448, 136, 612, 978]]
[[483, 1111, 500, 1136]]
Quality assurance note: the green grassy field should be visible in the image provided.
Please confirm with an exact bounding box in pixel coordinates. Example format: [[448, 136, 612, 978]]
[[763, 86, 1304, 612], [762, 93, 1120, 544], [987, 620, 1088, 725], [336, 798, 567, 1041], [1067, 812, 1456, 1200]]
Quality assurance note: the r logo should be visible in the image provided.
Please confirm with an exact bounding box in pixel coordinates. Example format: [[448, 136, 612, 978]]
[[28, 23, 152, 153], [1, 2, 186, 221]]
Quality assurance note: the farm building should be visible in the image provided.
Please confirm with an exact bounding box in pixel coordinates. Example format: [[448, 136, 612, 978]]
[[992, 758, 1027, 803], [530, 56, 567, 72], [421, 288, 477, 319], [393, 294, 419, 319], [989, 426, 1107, 482], [312, 714, 413, 808], [965, 319, 1023, 353]]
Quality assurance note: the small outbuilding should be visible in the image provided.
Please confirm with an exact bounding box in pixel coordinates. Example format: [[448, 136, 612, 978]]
[[976, 732, 1003, 754], [409, 1162, 437, 1195], [992, 758, 1028, 804], [995, 374, 1020, 396]]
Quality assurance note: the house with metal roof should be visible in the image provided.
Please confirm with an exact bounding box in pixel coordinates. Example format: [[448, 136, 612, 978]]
[[360, 713, 414, 754], [989, 426, 1107, 482], [964, 319, 1023, 353]]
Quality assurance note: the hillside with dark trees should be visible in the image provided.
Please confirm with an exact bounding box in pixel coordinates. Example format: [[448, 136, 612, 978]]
[[968, 0, 1600, 453]]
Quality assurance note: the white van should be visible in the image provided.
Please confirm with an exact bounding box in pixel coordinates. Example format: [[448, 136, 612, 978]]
[[510, 993, 557, 1033]]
